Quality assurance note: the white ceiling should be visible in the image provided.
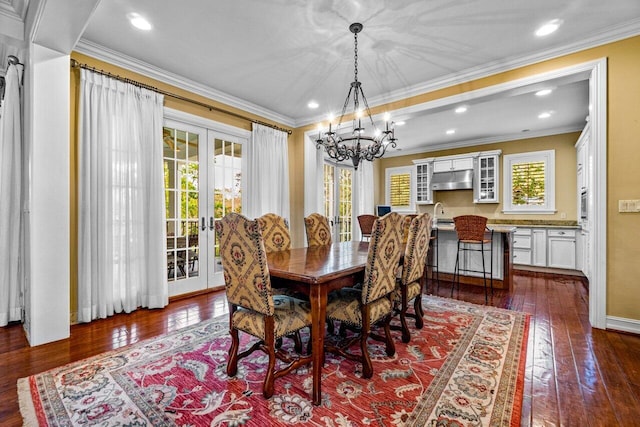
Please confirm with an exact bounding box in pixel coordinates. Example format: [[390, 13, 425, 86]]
[[5, 1, 640, 155]]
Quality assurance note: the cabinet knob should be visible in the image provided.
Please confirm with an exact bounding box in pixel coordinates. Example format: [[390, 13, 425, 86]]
[[559, 231, 565, 235]]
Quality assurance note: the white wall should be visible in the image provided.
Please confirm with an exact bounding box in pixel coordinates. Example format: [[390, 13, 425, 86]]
[[23, 44, 70, 345]]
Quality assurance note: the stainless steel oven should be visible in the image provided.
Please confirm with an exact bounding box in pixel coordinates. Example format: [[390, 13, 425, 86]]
[[580, 189, 588, 219]]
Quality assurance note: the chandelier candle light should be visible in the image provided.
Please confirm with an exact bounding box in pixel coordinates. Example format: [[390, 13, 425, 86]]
[[315, 23, 397, 170]]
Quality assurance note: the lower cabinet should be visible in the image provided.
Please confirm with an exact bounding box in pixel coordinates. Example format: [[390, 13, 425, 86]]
[[547, 229, 577, 269], [512, 227, 577, 270]]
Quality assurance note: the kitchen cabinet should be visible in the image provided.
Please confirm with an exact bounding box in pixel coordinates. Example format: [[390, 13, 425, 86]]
[[532, 229, 547, 266], [474, 150, 501, 203], [433, 157, 473, 173], [512, 228, 532, 265], [547, 229, 576, 269], [413, 160, 433, 204]]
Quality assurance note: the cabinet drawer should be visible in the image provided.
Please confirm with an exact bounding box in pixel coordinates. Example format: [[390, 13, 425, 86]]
[[514, 228, 532, 236], [513, 249, 531, 265], [547, 229, 576, 238], [513, 235, 532, 249]]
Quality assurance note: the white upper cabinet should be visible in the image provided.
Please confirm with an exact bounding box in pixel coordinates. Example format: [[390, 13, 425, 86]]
[[474, 150, 501, 203], [413, 159, 433, 204], [433, 157, 474, 173]]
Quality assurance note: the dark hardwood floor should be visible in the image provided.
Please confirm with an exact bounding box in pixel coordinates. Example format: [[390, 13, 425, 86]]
[[2, 272, 640, 426]]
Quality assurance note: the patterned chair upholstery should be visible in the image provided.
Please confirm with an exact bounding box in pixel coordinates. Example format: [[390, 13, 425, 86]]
[[304, 213, 332, 246], [393, 213, 432, 343], [325, 212, 404, 378], [402, 214, 418, 243], [257, 213, 291, 253], [215, 213, 312, 398]]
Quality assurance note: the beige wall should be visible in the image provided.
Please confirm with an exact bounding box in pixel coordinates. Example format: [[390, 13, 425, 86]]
[[376, 132, 580, 221], [290, 35, 640, 321]]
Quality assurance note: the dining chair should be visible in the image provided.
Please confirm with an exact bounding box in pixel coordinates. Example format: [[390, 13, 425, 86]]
[[357, 214, 377, 241], [304, 213, 332, 246], [257, 213, 291, 253], [393, 213, 432, 343], [401, 214, 418, 243], [325, 211, 404, 378], [215, 213, 312, 398]]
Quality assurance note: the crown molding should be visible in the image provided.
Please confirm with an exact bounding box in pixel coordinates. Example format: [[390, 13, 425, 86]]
[[74, 39, 296, 128], [296, 19, 640, 128]]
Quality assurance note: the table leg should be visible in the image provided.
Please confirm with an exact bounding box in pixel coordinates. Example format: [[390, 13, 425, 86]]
[[309, 285, 327, 405]]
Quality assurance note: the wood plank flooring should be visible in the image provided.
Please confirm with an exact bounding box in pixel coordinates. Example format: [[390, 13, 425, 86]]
[[1, 273, 639, 426]]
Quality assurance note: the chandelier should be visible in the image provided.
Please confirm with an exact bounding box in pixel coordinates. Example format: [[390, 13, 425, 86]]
[[315, 23, 397, 170]]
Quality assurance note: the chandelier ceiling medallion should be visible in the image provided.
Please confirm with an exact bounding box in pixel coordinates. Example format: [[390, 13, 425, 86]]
[[315, 23, 397, 170]]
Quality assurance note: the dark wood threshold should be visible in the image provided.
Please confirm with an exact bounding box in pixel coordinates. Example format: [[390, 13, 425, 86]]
[[169, 286, 225, 303]]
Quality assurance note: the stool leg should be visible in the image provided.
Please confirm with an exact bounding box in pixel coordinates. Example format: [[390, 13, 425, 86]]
[[489, 238, 494, 296], [453, 241, 460, 297], [481, 243, 488, 304]]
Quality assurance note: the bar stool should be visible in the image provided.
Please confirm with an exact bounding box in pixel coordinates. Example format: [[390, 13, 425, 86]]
[[452, 215, 493, 303]]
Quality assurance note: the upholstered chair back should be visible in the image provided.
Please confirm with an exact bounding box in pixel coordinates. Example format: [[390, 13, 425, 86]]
[[401, 213, 432, 286], [304, 213, 332, 246], [361, 212, 403, 305], [401, 214, 418, 243], [215, 213, 274, 316], [257, 213, 291, 253]]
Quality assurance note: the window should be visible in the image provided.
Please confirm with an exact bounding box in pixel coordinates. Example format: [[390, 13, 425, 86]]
[[385, 166, 415, 213], [503, 150, 555, 213]]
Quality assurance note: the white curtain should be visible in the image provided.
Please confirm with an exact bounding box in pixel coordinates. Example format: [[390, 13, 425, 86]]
[[246, 123, 290, 219], [0, 63, 23, 327], [353, 160, 375, 240], [78, 69, 168, 323]]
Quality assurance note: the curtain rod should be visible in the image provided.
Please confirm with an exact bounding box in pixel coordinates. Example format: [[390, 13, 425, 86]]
[[70, 59, 292, 135]]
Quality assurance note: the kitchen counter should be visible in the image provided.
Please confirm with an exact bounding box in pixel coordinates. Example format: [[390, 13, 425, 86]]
[[429, 225, 515, 291]]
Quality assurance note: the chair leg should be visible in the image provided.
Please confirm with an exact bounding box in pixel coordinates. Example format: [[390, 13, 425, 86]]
[[399, 302, 411, 343], [263, 323, 277, 399], [227, 327, 240, 377], [292, 331, 303, 354], [360, 329, 373, 379], [414, 296, 424, 329], [383, 315, 396, 357]]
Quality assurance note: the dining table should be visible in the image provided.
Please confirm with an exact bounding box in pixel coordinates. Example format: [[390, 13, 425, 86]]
[[266, 240, 370, 406]]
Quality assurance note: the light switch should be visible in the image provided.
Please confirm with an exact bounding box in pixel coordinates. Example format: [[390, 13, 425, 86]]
[[618, 199, 640, 212]]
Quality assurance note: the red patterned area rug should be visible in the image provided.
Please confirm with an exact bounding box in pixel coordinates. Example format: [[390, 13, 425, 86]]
[[18, 296, 529, 426]]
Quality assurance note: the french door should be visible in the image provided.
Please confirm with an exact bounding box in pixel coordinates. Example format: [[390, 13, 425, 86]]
[[163, 119, 245, 296], [324, 163, 353, 242]]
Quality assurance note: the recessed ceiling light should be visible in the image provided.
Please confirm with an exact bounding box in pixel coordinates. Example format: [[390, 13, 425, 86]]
[[446, 129, 456, 135], [127, 13, 152, 31], [455, 106, 468, 114], [538, 112, 552, 119], [307, 101, 319, 109], [536, 89, 553, 96], [395, 121, 406, 126], [535, 19, 562, 37]]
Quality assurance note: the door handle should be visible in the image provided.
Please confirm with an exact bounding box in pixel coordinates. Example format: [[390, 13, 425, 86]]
[[209, 216, 214, 230], [201, 217, 206, 231]]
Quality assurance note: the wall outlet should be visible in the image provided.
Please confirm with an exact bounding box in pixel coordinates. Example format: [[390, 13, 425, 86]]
[[560, 212, 567, 219]]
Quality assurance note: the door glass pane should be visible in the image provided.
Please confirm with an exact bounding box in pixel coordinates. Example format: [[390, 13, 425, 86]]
[[164, 126, 200, 282], [338, 168, 352, 242], [213, 138, 243, 276]]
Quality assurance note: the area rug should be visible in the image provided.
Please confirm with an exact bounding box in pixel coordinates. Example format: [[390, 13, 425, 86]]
[[18, 295, 529, 426]]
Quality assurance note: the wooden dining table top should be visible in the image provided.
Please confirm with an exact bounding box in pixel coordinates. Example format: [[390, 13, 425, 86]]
[[266, 241, 371, 285]]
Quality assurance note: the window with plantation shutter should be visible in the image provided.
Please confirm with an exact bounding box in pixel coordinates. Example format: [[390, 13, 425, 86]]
[[503, 150, 555, 213], [385, 166, 415, 213]]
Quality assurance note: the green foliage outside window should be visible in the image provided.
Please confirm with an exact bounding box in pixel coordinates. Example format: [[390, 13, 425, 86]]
[[512, 161, 545, 206]]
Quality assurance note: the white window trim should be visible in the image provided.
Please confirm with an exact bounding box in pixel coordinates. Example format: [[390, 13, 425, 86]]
[[385, 166, 416, 213], [503, 150, 556, 214]]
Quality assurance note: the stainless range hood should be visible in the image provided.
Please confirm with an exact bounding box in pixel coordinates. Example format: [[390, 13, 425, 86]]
[[431, 169, 474, 191]]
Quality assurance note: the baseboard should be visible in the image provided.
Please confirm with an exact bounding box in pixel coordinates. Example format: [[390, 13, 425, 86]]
[[607, 315, 640, 335]]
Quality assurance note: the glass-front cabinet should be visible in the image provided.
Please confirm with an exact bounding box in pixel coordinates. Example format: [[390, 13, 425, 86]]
[[413, 159, 433, 204], [473, 150, 501, 203]]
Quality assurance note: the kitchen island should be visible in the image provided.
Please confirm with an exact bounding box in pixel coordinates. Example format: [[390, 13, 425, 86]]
[[430, 223, 516, 291]]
